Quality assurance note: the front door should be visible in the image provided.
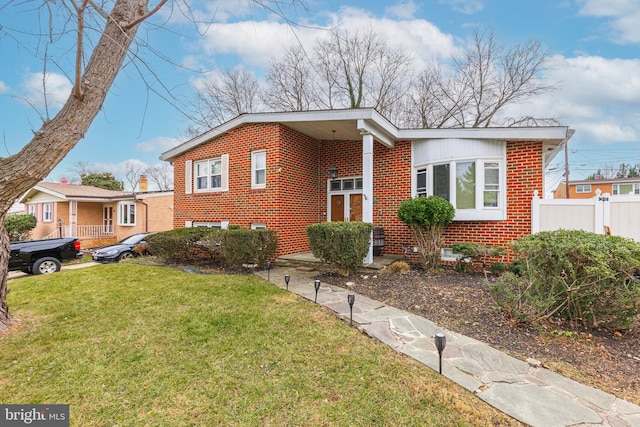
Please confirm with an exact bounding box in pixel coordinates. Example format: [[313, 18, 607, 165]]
[[331, 195, 344, 221], [103, 206, 113, 233], [330, 193, 363, 222], [349, 194, 363, 221]]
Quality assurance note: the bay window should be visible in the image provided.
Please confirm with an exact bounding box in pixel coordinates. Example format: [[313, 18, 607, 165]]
[[415, 161, 504, 220], [413, 138, 506, 221], [118, 202, 136, 226]]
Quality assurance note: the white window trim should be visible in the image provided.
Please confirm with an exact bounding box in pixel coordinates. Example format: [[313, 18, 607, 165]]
[[576, 184, 592, 193], [117, 201, 136, 226], [251, 150, 266, 189], [192, 221, 222, 229], [612, 183, 640, 195], [441, 248, 465, 262], [413, 158, 506, 221], [193, 155, 229, 193], [28, 204, 37, 217], [42, 203, 53, 223]]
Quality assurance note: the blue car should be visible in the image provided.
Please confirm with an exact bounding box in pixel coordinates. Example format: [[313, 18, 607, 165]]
[[92, 233, 153, 263]]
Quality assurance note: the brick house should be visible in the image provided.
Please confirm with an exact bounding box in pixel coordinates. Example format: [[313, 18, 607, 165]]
[[554, 178, 640, 199], [19, 180, 174, 248], [160, 109, 573, 263]]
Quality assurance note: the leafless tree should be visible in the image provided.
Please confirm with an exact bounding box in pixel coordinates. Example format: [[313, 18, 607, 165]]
[[400, 30, 553, 128], [0, 0, 165, 330], [0, 0, 305, 331], [263, 45, 315, 111], [187, 66, 264, 135], [313, 27, 415, 116], [145, 163, 174, 191], [124, 160, 149, 191]]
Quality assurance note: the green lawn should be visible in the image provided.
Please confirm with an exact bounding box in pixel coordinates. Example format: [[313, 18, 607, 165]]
[[1, 264, 520, 426]]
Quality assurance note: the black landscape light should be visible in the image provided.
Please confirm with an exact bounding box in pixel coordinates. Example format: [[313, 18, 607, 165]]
[[434, 333, 446, 375], [266, 261, 273, 281], [314, 279, 321, 303], [347, 294, 355, 326], [284, 274, 290, 291]]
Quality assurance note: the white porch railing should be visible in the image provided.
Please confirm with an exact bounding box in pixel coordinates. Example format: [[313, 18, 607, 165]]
[[41, 225, 114, 240], [531, 190, 640, 241], [75, 225, 114, 238]]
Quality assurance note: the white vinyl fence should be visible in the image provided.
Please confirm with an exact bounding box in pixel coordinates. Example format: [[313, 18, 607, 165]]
[[531, 190, 640, 242]]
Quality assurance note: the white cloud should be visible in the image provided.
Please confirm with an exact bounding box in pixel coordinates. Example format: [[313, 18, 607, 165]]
[[438, 0, 484, 15], [385, 1, 421, 19], [195, 7, 456, 72], [135, 136, 184, 153], [578, 0, 640, 43], [507, 54, 640, 146], [0, 81, 9, 94], [21, 72, 72, 110]]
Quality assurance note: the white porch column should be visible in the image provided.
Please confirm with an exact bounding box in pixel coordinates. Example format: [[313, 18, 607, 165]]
[[362, 132, 374, 264], [531, 190, 541, 234]]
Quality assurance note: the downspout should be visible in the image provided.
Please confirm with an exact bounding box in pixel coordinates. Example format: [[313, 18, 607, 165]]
[[133, 193, 149, 232]]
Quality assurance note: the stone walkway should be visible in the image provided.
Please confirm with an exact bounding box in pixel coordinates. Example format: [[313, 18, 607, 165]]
[[255, 266, 640, 427]]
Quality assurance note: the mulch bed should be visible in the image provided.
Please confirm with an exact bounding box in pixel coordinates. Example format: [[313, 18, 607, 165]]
[[318, 268, 640, 406]]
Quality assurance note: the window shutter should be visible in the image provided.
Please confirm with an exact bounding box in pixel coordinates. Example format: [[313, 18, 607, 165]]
[[185, 160, 192, 194], [185, 221, 193, 228], [221, 154, 229, 191]]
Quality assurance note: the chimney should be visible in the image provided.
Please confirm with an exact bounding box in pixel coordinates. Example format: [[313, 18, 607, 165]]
[[138, 175, 148, 192], [60, 177, 68, 186]]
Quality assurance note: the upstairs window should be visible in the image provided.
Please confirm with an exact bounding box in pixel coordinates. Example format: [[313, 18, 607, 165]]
[[195, 158, 222, 191], [252, 150, 266, 189]]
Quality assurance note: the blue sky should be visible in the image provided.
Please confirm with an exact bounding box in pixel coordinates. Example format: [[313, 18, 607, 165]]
[[1, 0, 639, 191]]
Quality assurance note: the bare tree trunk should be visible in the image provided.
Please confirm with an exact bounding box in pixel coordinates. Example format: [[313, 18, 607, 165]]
[[0, 0, 157, 330], [0, 216, 10, 331]]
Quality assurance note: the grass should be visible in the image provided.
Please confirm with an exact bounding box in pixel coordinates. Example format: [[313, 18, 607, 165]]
[[1, 264, 521, 426]]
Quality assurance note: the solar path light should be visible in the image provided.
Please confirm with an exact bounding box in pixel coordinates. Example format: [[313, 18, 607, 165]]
[[266, 261, 272, 281], [314, 279, 321, 303], [434, 333, 446, 374], [284, 274, 290, 291], [347, 294, 355, 326]]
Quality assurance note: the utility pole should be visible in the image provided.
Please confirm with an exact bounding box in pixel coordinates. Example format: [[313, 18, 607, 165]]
[[564, 139, 570, 199]]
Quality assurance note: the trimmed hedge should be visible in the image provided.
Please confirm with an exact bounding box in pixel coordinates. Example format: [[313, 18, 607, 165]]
[[306, 221, 373, 275], [486, 230, 640, 330], [397, 196, 455, 269], [145, 227, 277, 268], [6, 214, 37, 241]]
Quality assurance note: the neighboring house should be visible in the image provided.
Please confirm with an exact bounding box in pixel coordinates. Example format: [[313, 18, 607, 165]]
[[8, 202, 25, 215], [160, 108, 573, 263], [554, 178, 640, 199], [18, 180, 174, 247]]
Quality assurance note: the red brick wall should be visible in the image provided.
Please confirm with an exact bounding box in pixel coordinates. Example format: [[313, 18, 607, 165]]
[[173, 124, 544, 259], [173, 123, 321, 256], [442, 141, 543, 258]]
